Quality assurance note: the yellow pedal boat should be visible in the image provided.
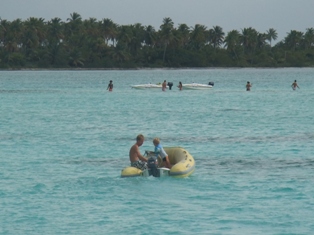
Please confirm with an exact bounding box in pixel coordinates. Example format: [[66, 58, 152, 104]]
[[121, 147, 195, 178]]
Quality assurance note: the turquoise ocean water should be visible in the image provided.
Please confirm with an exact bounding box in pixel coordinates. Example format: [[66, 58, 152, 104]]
[[1, 68, 314, 234]]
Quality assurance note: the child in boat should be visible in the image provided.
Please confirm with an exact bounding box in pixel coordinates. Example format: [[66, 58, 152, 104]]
[[153, 137, 172, 169]]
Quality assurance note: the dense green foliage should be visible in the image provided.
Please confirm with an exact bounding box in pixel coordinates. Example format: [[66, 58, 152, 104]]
[[1, 13, 314, 68]]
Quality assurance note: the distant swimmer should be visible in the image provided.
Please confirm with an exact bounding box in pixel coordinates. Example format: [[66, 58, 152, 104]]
[[291, 80, 299, 90], [246, 81, 252, 91], [107, 80, 113, 91], [178, 81, 183, 91], [162, 80, 167, 91]]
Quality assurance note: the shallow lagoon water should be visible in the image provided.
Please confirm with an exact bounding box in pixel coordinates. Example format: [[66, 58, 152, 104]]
[[1, 68, 314, 234]]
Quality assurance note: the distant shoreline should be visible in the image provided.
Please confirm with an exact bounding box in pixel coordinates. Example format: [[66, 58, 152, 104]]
[[1, 15, 313, 69], [1, 66, 313, 71]]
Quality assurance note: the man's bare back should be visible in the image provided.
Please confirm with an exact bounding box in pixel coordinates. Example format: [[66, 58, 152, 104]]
[[129, 144, 142, 162], [129, 134, 147, 163]]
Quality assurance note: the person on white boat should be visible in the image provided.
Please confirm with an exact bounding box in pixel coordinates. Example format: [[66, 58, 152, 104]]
[[246, 81, 252, 91], [178, 81, 183, 90], [153, 138, 172, 169], [291, 80, 299, 90], [129, 134, 148, 170], [162, 80, 167, 91]]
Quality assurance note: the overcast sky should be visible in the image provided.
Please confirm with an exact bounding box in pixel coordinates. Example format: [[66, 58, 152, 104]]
[[1, 0, 314, 42]]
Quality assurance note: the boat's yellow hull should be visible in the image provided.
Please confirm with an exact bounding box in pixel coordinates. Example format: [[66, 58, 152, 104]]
[[121, 147, 195, 178], [121, 166, 143, 177]]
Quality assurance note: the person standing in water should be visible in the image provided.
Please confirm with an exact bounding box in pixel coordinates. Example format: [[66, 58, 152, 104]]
[[162, 80, 167, 91], [178, 82, 183, 91], [291, 80, 300, 90], [246, 81, 252, 91], [107, 80, 113, 91]]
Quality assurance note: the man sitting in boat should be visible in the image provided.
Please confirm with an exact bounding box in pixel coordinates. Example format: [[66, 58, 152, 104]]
[[153, 137, 172, 169], [129, 134, 148, 170]]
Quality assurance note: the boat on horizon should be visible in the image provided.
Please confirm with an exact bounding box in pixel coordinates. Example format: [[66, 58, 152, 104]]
[[131, 83, 169, 89], [181, 82, 214, 90]]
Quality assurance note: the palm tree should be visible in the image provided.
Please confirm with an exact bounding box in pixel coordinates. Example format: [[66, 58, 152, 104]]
[[209, 25, 225, 49], [101, 18, 118, 46], [224, 30, 241, 60], [189, 24, 207, 50], [256, 33, 267, 49], [144, 25, 156, 47], [0, 18, 8, 43], [109, 43, 130, 64], [11, 19, 24, 49], [84, 17, 100, 38], [284, 30, 303, 51], [47, 17, 64, 65], [266, 28, 278, 47], [240, 27, 258, 64], [159, 17, 175, 62], [68, 49, 84, 67], [0, 19, 23, 52], [0, 19, 11, 53], [176, 24, 190, 48], [65, 12, 83, 39], [117, 25, 133, 48], [240, 27, 258, 52], [67, 12, 82, 23], [22, 17, 47, 63], [304, 28, 314, 49], [129, 23, 145, 56], [47, 17, 64, 44]]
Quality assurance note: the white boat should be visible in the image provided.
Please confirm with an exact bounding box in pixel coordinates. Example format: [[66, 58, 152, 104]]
[[131, 83, 168, 89], [181, 83, 213, 90]]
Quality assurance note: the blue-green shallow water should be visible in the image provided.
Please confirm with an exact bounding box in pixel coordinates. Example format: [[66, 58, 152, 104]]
[[1, 68, 314, 235]]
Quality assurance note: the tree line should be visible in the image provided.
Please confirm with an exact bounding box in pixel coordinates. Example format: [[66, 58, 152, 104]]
[[0, 13, 314, 69]]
